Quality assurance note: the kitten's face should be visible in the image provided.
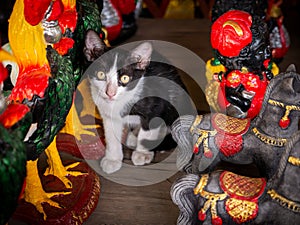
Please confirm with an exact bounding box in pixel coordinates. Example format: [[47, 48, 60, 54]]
[[89, 52, 144, 101], [84, 30, 153, 102]]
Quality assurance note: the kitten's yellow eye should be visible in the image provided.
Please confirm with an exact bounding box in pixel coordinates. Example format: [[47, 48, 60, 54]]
[[97, 71, 106, 80], [120, 74, 130, 84]]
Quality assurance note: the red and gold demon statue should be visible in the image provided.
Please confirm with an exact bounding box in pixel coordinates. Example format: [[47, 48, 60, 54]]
[[206, 9, 279, 119]]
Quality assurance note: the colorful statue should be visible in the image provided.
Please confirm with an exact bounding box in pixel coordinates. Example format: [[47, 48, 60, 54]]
[[170, 1, 297, 225], [205, 0, 291, 119], [266, 0, 290, 63], [172, 121, 300, 224], [210, 0, 290, 63], [206, 9, 278, 119], [101, 0, 138, 44], [172, 66, 300, 175], [0, 0, 106, 223]]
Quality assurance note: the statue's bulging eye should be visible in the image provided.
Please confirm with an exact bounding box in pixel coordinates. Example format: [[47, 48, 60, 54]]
[[97, 71, 106, 80], [120, 74, 130, 84]]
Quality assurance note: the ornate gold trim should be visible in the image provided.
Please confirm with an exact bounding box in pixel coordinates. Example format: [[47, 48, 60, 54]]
[[221, 171, 265, 199], [193, 129, 217, 155], [190, 115, 216, 156], [225, 198, 258, 223], [190, 115, 203, 133], [288, 156, 300, 167], [194, 174, 227, 220], [213, 113, 249, 135], [268, 189, 300, 213], [268, 99, 300, 123], [252, 127, 287, 147], [194, 174, 209, 195]]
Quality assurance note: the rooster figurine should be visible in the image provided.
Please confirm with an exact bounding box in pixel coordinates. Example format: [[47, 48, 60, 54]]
[[0, 0, 105, 223]]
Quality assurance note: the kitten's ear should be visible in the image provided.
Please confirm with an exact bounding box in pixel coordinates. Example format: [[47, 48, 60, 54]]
[[130, 42, 153, 70], [84, 30, 108, 62]]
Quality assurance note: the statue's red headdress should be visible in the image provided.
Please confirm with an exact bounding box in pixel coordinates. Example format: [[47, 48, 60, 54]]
[[211, 10, 253, 57]]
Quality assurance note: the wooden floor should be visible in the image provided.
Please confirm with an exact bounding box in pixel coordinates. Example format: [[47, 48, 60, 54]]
[[9, 11, 300, 225]]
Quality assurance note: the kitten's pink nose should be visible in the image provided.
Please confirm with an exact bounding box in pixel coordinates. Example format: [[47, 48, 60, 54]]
[[106, 84, 117, 99]]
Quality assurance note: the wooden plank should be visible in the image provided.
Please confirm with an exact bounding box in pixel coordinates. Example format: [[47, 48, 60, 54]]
[[84, 172, 183, 224]]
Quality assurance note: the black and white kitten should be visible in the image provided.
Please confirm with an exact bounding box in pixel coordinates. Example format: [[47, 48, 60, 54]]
[[84, 30, 193, 174]]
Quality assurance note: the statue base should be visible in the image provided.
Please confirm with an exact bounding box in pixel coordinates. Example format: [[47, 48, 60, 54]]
[[57, 115, 106, 160], [57, 133, 105, 160], [12, 161, 100, 225]]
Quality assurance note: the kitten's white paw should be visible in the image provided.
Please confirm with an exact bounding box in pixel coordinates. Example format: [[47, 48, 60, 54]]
[[126, 132, 137, 148], [131, 151, 154, 166], [100, 157, 122, 174]]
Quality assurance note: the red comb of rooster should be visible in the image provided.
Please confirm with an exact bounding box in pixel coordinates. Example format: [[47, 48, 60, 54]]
[[24, 0, 52, 25], [24, 0, 64, 25]]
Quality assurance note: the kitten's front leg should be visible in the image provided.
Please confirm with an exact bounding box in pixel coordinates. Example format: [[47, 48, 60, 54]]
[[131, 125, 167, 166], [101, 117, 124, 174]]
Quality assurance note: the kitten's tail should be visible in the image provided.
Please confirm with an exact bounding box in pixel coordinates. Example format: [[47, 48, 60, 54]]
[[171, 115, 195, 171]]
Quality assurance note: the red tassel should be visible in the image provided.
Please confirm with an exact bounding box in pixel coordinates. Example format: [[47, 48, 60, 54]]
[[198, 210, 206, 221], [204, 150, 213, 158], [212, 216, 223, 225], [193, 145, 199, 154], [279, 118, 290, 129]]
